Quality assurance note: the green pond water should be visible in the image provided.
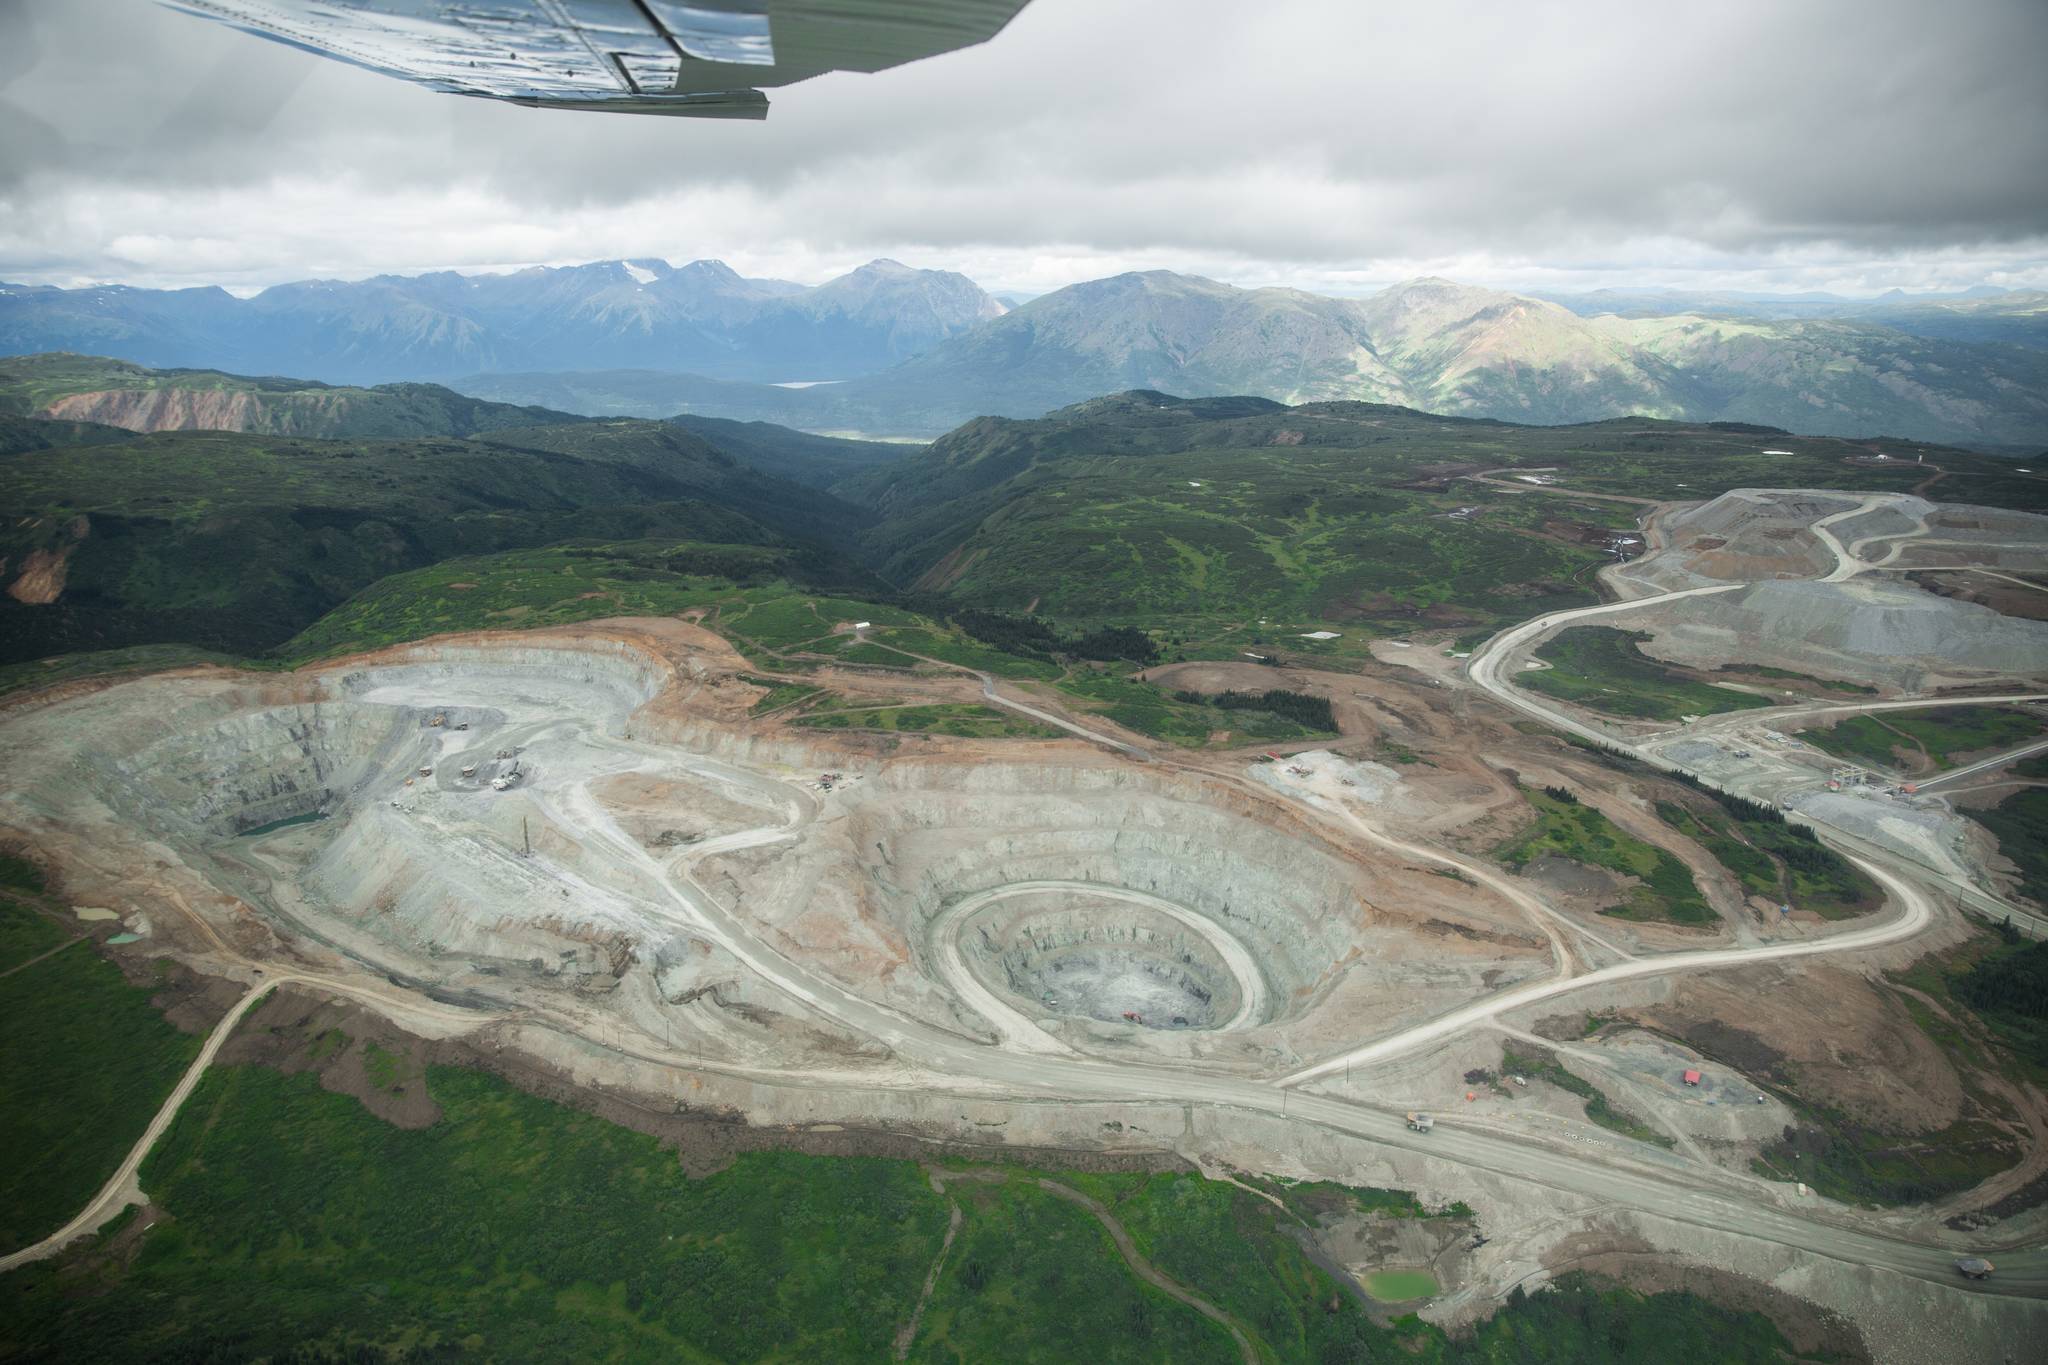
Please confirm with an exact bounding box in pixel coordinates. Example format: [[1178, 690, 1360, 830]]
[[1361, 1269, 1438, 1302], [238, 810, 329, 838]]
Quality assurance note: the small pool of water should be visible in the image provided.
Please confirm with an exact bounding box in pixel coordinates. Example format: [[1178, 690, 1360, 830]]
[[238, 810, 329, 839], [1361, 1269, 1438, 1302], [107, 932, 142, 944]]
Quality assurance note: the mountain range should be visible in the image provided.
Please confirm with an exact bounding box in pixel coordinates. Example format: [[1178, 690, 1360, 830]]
[[460, 273, 2048, 449], [0, 258, 1004, 386], [6, 262, 2047, 450]]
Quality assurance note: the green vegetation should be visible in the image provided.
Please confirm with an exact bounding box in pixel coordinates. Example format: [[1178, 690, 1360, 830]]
[[714, 594, 920, 652], [743, 675, 824, 714], [0, 937, 201, 1254], [1953, 931, 2048, 1069], [1041, 671, 1340, 747], [1655, 797, 1878, 918], [0, 854, 47, 896], [1754, 1099, 2018, 1208], [1724, 935, 2032, 1205], [276, 541, 803, 662], [1, 1064, 948, 1360], [1271, 1178, 1473, 1223], [8, 363, 2046, 700], [1970, 789, 2048, 907], [0, 1046, 1807, 1363], [1496, 786, 1714, 925], [843, 624, 1062, 680], [856, 440, 1609, 639], [1718, 663, 1876, 695], [0, 899, 69, 975], [1172, 687, 1337, 734], [1502, 1044, 1675, 1149], [0, 418, 865, 662], [793, 701, 1062, 739], [1804, 705, 2045, 774], [1517, 626, 1775, 721], [910, 1177, 1240, 1363]]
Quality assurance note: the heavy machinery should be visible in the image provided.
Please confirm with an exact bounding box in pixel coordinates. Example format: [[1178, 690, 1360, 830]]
[[1406, 1111, 1434, 1134], [1955, 1257, 1995, 1280]]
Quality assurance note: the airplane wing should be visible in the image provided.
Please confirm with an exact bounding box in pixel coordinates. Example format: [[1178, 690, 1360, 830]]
[[160, 1, 1033, 119]]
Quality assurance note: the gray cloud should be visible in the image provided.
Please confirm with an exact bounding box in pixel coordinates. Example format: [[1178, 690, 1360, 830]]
[[1, 0, 2044, 294]]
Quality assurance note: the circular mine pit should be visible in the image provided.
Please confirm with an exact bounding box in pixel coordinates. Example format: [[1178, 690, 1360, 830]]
[[953, 885, 1267, 1031]]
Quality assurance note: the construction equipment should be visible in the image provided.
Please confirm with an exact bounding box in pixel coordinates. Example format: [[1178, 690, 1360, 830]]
[[1121, 1010, 1142, 1024], [429, 713, 446, 728], [461, 764, 477, 778], [1406, 1111, 1434, 1133], [1955, 1257, 1995, 1280], [418, 767, 433, 778]]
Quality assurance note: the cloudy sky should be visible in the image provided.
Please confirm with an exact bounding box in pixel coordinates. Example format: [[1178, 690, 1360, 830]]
[[2, 0, 2045, 297]]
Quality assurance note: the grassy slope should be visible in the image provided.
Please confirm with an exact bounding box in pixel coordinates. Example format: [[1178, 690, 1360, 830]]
[[1055, 668, 1333, 747], [471, 418, 875, 548], [274, 541, 809, 663], [1805, 706, 2045, 774], [1497, 787, 1714, 925], [841, 396, 2045, 646], [793, 701, 1062, 739], [910, 1177, 1239, 1363], [1655, 798, 1879, 919], [0, 1054, 1802, 1363], [667, 413, 917, 488], [0, 923, 201, 1254], [851, 407, 1616, 637], [2, 1064, 947, 1361], [1520, 626, 1777, 721], [0, 428, 805, 662], [1971, 787, 2048, 907]]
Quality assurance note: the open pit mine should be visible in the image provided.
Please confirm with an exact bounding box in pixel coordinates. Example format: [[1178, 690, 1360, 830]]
[[5, 487, 2048, 1361], [0, 622, 1547, 1086]]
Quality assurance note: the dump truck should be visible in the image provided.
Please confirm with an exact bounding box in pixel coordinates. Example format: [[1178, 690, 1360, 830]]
[[1406, 1111, 1434, 1134], [1955, 1257, 1994, 1280]]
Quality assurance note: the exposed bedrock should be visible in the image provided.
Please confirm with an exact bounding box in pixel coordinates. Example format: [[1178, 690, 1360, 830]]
[[89, 700, 418, 840], [837, 761, 1384, 1023], [958, 890, 1249, 1030]]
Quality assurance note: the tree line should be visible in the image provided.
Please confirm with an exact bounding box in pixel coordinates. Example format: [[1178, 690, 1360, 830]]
[[949, 607, 1160, 664], [1174, 687, 1336, 732]]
